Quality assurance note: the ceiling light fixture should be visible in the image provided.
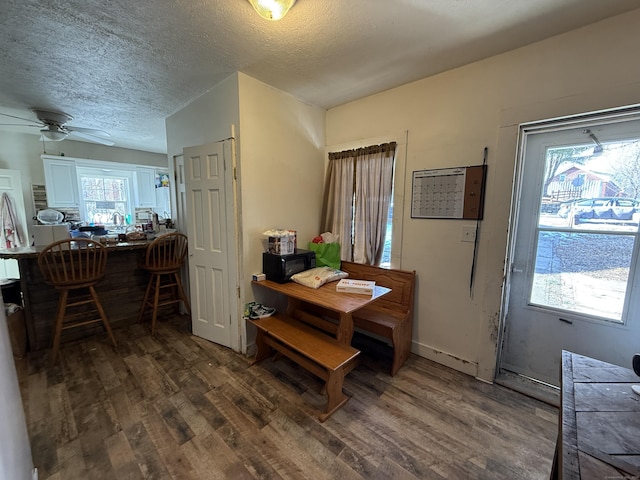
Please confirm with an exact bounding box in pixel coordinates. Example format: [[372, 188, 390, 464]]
[[40, 127, 68, 142], [248, 0, 296, 21]]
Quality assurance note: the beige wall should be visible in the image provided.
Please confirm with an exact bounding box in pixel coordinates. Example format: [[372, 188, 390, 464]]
[[165, 74, 241, 158], [0, 130, 167, 228], [238, 73, 326, 350], [326, 9, 640, 381], [237, 72, 326, 296], [165, 72, 326, 352]]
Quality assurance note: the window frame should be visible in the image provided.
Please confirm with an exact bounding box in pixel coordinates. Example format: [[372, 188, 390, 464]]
[[76, 166, 134, 225], [324, 133, 406, 269]]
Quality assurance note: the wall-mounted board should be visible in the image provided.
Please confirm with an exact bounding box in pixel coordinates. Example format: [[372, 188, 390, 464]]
[[411, 165, 486, 220]]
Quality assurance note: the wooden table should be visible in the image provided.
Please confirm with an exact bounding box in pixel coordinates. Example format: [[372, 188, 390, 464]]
[[554, 350, 640, 479], [252, 279, 390, 344]]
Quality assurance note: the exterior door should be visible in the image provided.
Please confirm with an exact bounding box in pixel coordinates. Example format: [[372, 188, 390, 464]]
[[184, 141, 239, 349], [501, 114, 640, 386]]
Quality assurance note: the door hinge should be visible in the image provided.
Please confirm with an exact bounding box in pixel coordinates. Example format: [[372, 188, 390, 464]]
[[233, 166, 237, 180], [237, 286, 241, 298]]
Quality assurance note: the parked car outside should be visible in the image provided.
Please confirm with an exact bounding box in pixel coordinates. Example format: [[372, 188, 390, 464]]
[[557, 197, 640, 225]]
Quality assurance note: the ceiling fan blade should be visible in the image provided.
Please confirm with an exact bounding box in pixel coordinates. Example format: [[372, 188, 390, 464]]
[[0, 111, 43, 126], [68, 130, 115, 146], [68, 126, 111, 137], [0, 122, 42, 127]]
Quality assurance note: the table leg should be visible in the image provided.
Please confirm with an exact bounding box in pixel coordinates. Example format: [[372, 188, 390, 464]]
[[336, 312, 354, 344]]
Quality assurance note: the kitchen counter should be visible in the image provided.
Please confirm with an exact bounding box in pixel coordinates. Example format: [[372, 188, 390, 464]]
[[0, 240, 150, 259], [0, 240, 158, 351]]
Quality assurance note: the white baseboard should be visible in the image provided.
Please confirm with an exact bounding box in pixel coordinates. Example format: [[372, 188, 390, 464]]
[[411, 341, 479, 378]]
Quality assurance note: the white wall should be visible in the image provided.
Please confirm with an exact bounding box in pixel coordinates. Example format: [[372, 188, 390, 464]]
[[237, 73, 326, 303], [0, 131, 168, 226], [326, 9, 640, 381], [167, 72, 326, 352], [165, 74, 241, 158], [0, 302, 34, 480]]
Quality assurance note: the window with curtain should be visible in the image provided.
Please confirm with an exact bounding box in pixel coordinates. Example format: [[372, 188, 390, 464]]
[[321, 142, 396, 266]]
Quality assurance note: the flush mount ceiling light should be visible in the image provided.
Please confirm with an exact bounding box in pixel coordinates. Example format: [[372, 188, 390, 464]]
[[248, 0, 296, 21], [40, 125, 68, 141]]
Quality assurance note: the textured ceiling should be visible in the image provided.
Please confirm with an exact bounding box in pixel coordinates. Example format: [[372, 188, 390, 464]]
[[0, 1, 637, 153]]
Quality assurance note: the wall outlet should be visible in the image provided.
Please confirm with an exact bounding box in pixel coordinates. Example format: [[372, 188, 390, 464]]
[[461, 225, 477, 242]]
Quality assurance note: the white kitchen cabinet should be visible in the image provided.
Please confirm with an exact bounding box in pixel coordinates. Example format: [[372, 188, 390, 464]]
[[135, 166, 156, 208], [42, 157, 79, 208]]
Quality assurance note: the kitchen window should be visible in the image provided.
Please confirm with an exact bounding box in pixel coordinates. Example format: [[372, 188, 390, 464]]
[[43, 155, 171, 225], [76, 167, 134, 225]]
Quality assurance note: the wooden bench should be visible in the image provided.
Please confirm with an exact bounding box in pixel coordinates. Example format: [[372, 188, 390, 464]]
[[249, 314, 360, 422], [339, 261, 416, 376]]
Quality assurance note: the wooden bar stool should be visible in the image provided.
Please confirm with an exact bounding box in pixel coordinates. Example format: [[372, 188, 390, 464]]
[[137, 232, 191, 334], [37, 238, 116, 362]]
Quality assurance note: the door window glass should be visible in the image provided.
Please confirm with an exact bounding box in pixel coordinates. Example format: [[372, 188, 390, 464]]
[[533, 137, 640, 323]]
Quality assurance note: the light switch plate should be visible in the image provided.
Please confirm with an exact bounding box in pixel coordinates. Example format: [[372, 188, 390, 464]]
[[461, 225, 476, 242]]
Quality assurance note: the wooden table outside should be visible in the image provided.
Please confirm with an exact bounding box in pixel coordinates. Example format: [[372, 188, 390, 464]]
[[252, 279, 390, 344], [554, 350, 640, 479]]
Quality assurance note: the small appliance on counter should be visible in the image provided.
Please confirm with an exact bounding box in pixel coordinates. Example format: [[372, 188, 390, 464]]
[[32, 209, 70, 246], [263, 249, 315, 283], [35, 209, 64, 225], [31, 224, 70, 246]]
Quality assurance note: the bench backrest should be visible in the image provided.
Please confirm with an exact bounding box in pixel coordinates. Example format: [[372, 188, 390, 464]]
[[340, 261, 415, 313]]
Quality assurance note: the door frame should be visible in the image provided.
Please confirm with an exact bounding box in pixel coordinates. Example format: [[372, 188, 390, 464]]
[[180, 134, 243, 353], [497, 107, 640, 390]]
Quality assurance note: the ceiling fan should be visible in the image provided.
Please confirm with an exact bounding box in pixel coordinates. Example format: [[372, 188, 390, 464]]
[[0, 108, 115, 146]]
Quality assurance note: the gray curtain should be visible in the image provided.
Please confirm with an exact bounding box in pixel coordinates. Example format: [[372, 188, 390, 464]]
[[321, 155, 354, 261], [321, 142, 396, 265]]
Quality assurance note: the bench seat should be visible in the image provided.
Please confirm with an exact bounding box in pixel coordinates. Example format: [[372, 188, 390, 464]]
[[250, 314, 360, 422], [340, 261, 416, 376]]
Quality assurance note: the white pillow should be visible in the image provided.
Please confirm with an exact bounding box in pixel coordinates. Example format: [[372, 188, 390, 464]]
[[291, 267, 348, 289]]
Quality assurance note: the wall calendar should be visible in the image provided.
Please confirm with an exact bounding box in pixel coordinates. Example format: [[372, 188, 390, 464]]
[[411, 165, 486, 220]]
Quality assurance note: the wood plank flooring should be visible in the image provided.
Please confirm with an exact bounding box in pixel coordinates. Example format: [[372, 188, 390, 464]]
[[16, 315, 558, 479]]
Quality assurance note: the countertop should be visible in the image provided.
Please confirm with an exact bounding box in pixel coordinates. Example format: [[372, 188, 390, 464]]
[[0, 241, 150, 259]]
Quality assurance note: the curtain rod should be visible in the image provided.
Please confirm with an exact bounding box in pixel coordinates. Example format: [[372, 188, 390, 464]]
[[328, 141, 397, 160]]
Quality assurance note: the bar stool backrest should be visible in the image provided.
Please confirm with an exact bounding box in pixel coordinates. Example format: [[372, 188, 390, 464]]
[[143, 233, 189, 274], [38, 238, 108, 288]]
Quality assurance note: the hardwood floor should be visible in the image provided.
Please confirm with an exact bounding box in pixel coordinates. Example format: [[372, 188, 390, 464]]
[[16, 315, 558, 479]]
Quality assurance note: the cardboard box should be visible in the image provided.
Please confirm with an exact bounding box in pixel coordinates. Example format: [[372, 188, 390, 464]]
[[336, 278, 375, 295], [268, 235, 295, 255], [32, 224, 70, 246]]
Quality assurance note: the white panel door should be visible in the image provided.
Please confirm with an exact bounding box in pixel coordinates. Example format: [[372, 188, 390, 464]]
[[184, 141, 238, 348]]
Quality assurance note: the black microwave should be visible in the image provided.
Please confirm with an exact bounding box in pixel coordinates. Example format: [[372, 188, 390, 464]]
[[263, 249, 316, 283]]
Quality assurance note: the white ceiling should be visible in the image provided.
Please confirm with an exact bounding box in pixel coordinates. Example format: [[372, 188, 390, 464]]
[[0, 1, 637, 154]]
